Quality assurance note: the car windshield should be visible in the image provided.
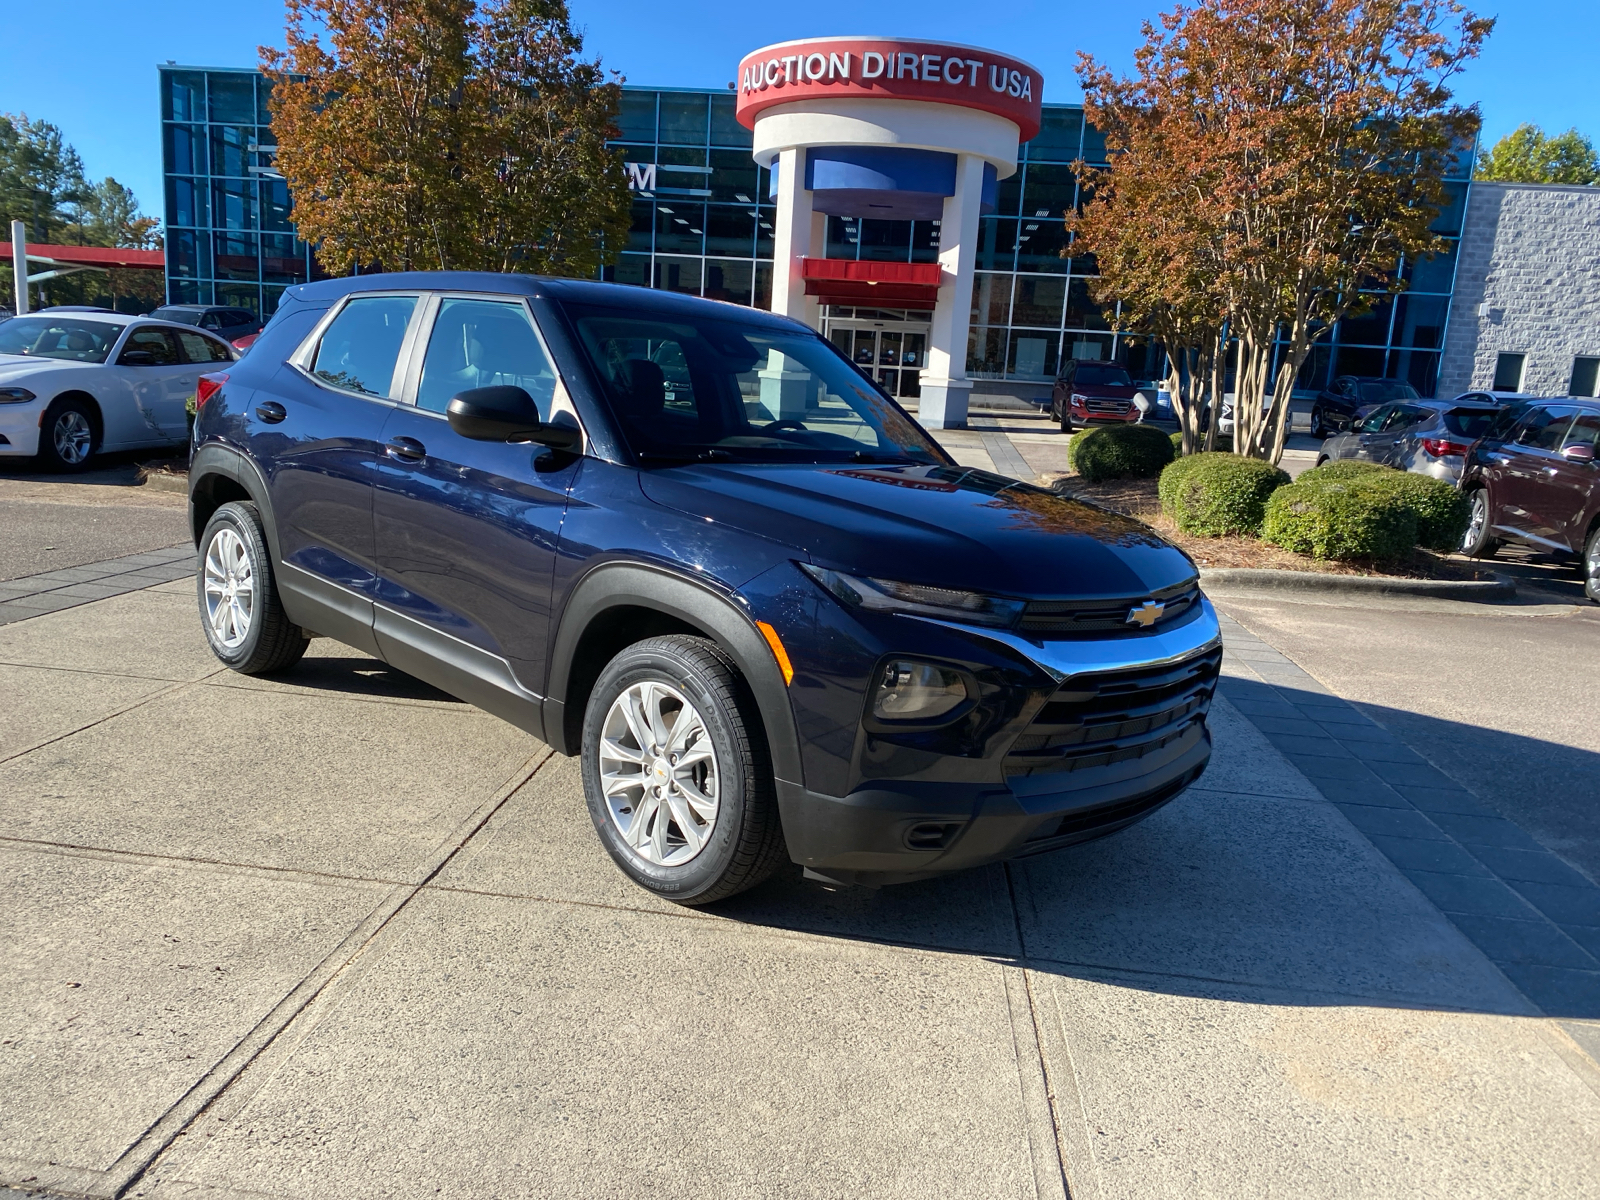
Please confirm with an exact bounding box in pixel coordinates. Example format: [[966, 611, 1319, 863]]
[[1076, 364, 1132, 387], [1443, 408, 1496, 438], [0, 316, 121, 363], [565, 305, 946, 465], [1357, 379, 1419, 403], [151, 307, 203, 326]]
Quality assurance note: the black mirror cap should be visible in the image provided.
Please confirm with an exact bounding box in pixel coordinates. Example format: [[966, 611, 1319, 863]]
[[446, 386, 581, 450]]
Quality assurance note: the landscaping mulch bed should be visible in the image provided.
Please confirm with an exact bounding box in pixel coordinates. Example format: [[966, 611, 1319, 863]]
[[1048, 472, 1498, 582]]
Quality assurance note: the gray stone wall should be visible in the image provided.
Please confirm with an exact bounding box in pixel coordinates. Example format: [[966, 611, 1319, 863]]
[[1438, 181, 1600, 397]]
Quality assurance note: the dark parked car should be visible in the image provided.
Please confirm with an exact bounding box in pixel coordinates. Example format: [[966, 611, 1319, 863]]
[[1051, 360, 1140, 432], [1460, 398, 1600, 601], [152, 304, 264, 340], [1310, 376, 1421, 439], [187, 273, 1222, 903], [1315, 397, 1501, 485]]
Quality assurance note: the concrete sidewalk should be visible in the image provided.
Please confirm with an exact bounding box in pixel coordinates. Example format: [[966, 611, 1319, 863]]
[[2, 571, 1597, 1198]]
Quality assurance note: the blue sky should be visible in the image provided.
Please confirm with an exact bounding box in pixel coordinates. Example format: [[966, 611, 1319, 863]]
[[0, 0, 1591, 230]]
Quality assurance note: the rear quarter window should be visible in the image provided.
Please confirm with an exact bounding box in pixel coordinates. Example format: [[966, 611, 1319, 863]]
[[1443, 408, 1495, 438]]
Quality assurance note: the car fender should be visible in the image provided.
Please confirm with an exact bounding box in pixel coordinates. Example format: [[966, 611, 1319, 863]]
[[544, 560, 803, 786], [187, 440, 282, 561]]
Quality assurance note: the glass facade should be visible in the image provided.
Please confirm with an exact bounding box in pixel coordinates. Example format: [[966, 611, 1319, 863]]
[[158, 72, 1473, 394], [159, 66, 321, 319]]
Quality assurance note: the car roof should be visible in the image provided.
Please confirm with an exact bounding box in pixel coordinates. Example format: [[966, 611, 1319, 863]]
[[16, 310, 142, 326], [279, 271, 810, 333]]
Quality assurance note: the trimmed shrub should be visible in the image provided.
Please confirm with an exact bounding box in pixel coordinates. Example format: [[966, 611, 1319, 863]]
[[1158, 452, 1292, 536], [1068, 423, 1176, 483], [1298, 462, 1470, 551], [1262, 478, 1418, 562], [1169, 430, 1184, 455]]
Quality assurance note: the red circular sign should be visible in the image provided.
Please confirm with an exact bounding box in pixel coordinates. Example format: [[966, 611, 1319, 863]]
[[736, 38, 1043, 142]]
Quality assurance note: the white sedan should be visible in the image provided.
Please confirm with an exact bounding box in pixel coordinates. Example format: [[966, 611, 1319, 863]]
[[0, 311, 237, 471]]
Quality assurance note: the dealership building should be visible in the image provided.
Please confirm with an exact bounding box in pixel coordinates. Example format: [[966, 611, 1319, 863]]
[[158, 56, 1599, 408]]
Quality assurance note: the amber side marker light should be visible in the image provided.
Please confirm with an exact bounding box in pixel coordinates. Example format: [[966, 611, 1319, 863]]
[[756, 621, 794, 685]]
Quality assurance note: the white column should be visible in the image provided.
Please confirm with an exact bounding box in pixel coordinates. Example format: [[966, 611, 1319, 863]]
[[919, 155, 985, 429], [761, 147, 825, 419], [10, 221, 28, 315]]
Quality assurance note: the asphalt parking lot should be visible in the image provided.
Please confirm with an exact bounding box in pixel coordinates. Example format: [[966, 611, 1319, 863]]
[[2, 457, 1598, 1199]]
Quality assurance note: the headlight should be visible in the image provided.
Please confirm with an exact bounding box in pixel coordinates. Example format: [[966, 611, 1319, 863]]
[[874, 660, 968, 720], [0, 386, 36, 403], [1070, 393, 1088, 406], [799, 564, 1024, 628]]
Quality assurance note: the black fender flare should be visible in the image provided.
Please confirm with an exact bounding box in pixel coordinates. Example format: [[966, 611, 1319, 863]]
[[544, 561, 803, 786], [188, 441, 281, 560]]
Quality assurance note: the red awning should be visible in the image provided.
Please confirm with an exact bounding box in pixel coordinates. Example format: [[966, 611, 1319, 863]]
[[0, 242, 164, 270], [799, 258, 943, 310]]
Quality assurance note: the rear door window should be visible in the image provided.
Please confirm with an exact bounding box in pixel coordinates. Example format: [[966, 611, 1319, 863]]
[[175, 330, 234, 364], [1358, 405, 1394, 433], [1565, 412, 1600, 449], [1516, 406, 1577, 451], [309, 295, 418, 398], [1443, 408, 1495, 438], [415, 297, 558, 416]]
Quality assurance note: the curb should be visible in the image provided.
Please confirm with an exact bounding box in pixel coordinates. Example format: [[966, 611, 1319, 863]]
[[138, 471, 188, 496], [1200, 566, 1517, 601]]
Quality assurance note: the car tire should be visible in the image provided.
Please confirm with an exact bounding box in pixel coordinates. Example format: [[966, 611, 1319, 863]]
[[197, 501, 309, 675], [581, 634, 786, 906], [37, 397, 99, 472], [1316, 456, 1329, 467], [1309, 405, 1327, 440], [1057, 402, 1072, 434], [1460, 488, 1500, 559], [1584, 524, 1600, 604]]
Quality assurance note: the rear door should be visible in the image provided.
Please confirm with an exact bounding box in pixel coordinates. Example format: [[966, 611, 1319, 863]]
[[1381, 403, 1433, 467], [371, 293, 580, 699], [1501, 405, 1577, 543], [1351, 405, 1395, 461], [259, 292, 423, 628], [1528, 410, 1600, 550]]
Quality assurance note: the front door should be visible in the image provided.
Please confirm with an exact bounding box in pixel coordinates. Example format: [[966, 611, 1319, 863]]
[[1501, 405, 1577, 543], [826, 320, 929, 400], [371, 294, 578, 696], [1523, 410, 1599, 549], [112, 327, 196, 444]]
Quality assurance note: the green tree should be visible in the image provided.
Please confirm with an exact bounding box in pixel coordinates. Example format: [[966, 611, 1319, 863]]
[[263, 0, 630, 278], [1476, 124, 1599, 185]]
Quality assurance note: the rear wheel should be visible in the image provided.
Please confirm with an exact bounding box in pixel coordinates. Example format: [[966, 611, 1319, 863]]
[[37, 398, 98, 472], [1460, 488, 1500, 559], [581, 634, 786, 905], [197, 501, 308, 674], [1584, 524, 1600, 603], [1309, 405, 1328, 440]]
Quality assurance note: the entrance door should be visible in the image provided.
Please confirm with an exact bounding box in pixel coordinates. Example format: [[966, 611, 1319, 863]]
[[825, 320, 929, 400]]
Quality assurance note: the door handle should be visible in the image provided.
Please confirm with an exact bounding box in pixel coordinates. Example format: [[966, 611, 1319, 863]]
[[254, 401, 287, 424], [385, 436, 426, 462]]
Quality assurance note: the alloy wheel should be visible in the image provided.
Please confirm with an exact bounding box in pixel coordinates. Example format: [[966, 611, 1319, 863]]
[[1586, 531, 1600, 596], [53, 411, 92, 465], [203, 527, 256, 649], [1463, 490, 1489, 554], [599, 680, 719, 867]]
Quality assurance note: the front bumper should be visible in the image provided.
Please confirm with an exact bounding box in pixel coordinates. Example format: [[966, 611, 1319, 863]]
[[0, 404, 42, 456], [777, 599, 1222, 885]]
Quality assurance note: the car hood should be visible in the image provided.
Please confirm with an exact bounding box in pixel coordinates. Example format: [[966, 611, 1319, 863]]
[[639, 462, 1196, 599], [1068, 383, 1137, 399], [0, 355, 95, 381]]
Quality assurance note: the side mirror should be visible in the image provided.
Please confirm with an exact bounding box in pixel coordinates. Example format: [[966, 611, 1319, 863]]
[[119, 349, 156, 366], [1561, 442, 1596, 464], [446, 386, 580, 450]]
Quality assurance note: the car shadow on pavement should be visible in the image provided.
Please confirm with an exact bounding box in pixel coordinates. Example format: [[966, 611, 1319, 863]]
[[708, 695, 1600, 1022], [266, 654, 463, 704]]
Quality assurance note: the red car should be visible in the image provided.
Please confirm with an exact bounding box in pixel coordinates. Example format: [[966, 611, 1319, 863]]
[[1460, 397, 1600, 602], [1051, 360, 1140, 432]]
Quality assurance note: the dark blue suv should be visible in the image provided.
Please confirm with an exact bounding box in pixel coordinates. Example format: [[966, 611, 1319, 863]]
[[188, 273, 1221, 904]]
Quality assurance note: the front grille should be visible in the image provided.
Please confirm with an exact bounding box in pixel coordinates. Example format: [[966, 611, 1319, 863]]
[[1020, 580, 1200, 635], [1004, 646, 1221, 779], [1085, 398, 1130, 415], [1021, 765, 1205, 847]]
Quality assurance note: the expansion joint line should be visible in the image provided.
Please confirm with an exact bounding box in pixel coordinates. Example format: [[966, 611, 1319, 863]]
[[102, 748, 555, 1200]]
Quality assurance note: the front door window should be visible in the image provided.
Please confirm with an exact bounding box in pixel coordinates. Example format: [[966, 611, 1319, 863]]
[[415, 297, 558, 416]]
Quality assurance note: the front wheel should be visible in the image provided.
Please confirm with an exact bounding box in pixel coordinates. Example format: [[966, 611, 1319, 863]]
[[197, 501, 309, 674], [1056, 400, 1072, 433], [37, 397, 98, 472], [581, 635, 786, 905], [1460, 488, 1500, 559], [1584, 525, 1600, 603]]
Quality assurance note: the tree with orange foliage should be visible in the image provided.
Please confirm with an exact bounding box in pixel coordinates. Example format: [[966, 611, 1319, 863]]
[[262, 0, 630, 278], [1074, 0, 1491, 463]]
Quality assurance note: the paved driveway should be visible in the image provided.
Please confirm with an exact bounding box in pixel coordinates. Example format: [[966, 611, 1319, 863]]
[[2, 561, 1597, 1198]]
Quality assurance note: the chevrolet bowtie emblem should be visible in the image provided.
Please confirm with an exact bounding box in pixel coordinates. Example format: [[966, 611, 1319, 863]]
[[1126, 601, 1165, 628]]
